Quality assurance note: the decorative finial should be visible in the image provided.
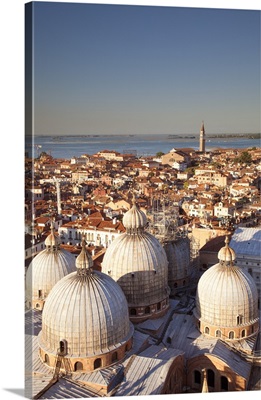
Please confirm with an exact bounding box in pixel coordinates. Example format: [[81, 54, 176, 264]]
[[76, 235, 93, 274]]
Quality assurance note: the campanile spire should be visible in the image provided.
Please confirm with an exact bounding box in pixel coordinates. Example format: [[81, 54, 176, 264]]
[[199, 120, 206, 152]]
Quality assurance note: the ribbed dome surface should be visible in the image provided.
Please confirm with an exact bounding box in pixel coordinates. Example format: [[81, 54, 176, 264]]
[[102, 231, 169, 306], [195, 261, 258, 327], [164, 238, 190, 282], [123, 204, 147, 231], [26, 248, 76, 303], [38, 269, 133, 357]]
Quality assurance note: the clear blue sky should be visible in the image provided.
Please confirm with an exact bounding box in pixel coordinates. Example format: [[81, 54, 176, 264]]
[[28, 1, 260, 135]]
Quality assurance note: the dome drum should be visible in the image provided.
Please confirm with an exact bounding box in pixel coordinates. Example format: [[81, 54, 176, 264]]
[[195, 313, 259, 342], [38, 331, 133, 373], [129, 297, 169, 323]]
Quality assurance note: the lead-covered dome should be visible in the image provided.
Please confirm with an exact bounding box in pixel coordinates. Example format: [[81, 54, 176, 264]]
[[38, 239, 133, 372], [25, 224, 76, 310], [194, 237, 259, 341], [102, 202, 170, 322], [163, 237, 191, 294]]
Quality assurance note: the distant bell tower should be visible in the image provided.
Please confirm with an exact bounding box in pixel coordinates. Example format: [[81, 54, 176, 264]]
[[199, 121, 206, 152]]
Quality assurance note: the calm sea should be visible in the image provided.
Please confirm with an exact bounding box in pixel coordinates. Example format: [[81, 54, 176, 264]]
[[25, 134, 260, 159]]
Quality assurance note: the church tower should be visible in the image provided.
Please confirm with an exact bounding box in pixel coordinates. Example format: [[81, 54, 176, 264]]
[[199, 121, 205, 152]]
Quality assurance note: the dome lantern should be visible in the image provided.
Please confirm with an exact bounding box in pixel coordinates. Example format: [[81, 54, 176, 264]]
[[76, 237, 93, 275], [44, 220, 61, 251], [122, 198, 148, 234], [217, 236, 236, 266]]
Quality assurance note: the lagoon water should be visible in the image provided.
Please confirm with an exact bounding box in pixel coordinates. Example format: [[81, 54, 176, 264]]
[[25, 134, 260, 159]]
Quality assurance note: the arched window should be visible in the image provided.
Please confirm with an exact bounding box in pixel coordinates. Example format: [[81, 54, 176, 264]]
[[145, 306, 150, 314], [207, 369, 215, 388], [229, 331, 234, 339], [241, 329, 246, 338], [130, 308, 136, 316], [94, 358, 101, 370], [59, 340, 67, 355], [44, 354, 49, 365], [157, 302, 161, 311], [35, 303, 40, 309], [74, 361, 83, 371], [205, 326, 209, 334], [112, 352, 118, 362], [194, 370, 201, 385], [237, 315, 243, 325], [221, 376, 228, 391], [216, 330, 221, 338]]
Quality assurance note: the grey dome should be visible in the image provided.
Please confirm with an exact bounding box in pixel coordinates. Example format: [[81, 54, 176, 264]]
[[39, 242, 133, 358], [195, 238, 258, 330], [25, 232, 76, 308], [102, 204, 169, 308], [164, 237, 190, 287]]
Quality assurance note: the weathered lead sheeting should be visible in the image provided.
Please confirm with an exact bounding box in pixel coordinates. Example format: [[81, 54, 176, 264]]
[[230, 227, 261, 256]]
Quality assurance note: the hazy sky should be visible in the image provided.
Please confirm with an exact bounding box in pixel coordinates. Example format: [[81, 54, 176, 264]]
[[28, 1, 260, 136]]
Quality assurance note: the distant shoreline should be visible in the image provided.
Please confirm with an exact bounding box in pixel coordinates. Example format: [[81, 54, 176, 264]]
[[168, 133, 260, 140], [26, 133, 260, 139]]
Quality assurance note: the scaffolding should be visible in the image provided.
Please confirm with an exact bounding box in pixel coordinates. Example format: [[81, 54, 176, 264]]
[[147, 197, 185, 242]]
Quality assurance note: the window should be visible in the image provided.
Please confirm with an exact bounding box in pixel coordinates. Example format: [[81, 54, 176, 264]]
[[94, 358, 101, 370], [112, 352, 118, 362], [205, 326, 209, 334], [241, 329, 246, 338], [216, 330, 221, 338], [130, 308, 136, 316], [229, 331, 234, 339], [194, 370, 201, 385], [237, 315, 243, 325], [221, 376, 228, 391], [74, 361, 83, 371], [207, 369, 215, 388], [59, 340, 67, 355], [145, 306, 150, 314], [44, 354, 49, 365], [157, 302, 161, 311]]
